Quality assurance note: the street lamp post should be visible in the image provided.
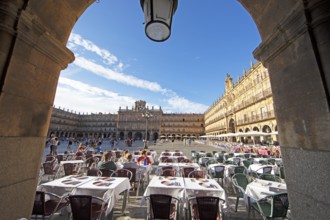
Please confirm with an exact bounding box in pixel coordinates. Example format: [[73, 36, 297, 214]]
[[142, 111, 153, 149]]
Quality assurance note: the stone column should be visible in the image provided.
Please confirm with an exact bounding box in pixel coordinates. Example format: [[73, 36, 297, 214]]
[[0, 1, 74, 219], [253, 1, 330, 219]]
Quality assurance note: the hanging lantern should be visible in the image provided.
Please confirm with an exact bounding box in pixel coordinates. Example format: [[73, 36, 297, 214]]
[[140, 0, 178, 42]]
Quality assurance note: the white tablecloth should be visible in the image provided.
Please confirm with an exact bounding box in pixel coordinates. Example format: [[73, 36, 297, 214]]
[[74, 177, 131, 215], [143, 176, 185, 199], [38, 176, 131, 216], [245, 179, 287, 202], [184, 178, 226, 201]]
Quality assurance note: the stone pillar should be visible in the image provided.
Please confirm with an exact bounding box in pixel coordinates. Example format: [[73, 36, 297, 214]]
[[253, 1, 330, 219], [0, 1, 74, 219]]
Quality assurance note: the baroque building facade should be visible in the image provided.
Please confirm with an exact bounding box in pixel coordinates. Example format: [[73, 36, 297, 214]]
[[48, 100, 205, 140], [204, 62, 278, 144]]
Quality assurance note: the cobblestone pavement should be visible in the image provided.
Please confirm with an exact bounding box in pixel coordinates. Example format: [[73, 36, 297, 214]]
[[45, 140, 270, 220]]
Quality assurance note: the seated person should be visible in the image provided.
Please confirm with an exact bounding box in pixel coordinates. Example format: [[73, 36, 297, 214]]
[[123, 154, 143, 188], [123, 154, 140, 170], [136, 150, 152, 165], [97, 151, 117, 171], [118, 150, 129, 164]]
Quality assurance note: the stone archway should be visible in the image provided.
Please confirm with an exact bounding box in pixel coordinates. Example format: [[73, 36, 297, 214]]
[[0, 1, 329, 219]]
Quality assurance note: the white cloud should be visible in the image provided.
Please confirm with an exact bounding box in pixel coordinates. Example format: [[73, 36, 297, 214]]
[[74, 56, 169, 94], [69, 32, 118, 65], [164, 96, 208, 113], [55, 77, 136, 113]]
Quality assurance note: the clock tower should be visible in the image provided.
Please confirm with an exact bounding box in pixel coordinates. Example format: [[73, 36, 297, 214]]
[[135, 100, 147, 111]]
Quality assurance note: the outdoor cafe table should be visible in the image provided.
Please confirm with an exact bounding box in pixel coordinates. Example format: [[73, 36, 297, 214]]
[[38, 175, 95, 195], [74, 177, 131, 215], [38, 175, 131, 216], [245, 179, 287, 203], [184, 178, 226, 200], [143, 176, 185, 198], [142, 176, 186, 217]]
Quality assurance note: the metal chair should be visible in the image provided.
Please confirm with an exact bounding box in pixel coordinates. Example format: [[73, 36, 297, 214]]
[[232, 173, 250, 212], [110, 169, 133, 181], [188, 196, 225, 220], [188, 170, 208, 179], [161, 169, 176, 177], [69, 195, 107, 220], [86, 168, 102, 177], [99, 169, 115, 177], [251, 193, 289, 220], [209, 165, 225, 186], [32, 191, 68, 220], [146, 194, 179, 220], [181, 167, 196, 178], [63, 163, 79, 176]]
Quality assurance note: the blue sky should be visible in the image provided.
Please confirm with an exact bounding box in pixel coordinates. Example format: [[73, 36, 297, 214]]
[[54, 0, 261, 114]]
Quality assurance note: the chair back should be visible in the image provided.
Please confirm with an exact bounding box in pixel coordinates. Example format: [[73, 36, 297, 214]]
[[242, 159, 251, 169], [206, 159, 217, 166], [63, 163, 76, 176], [111, 169, 133, 181], [99, 169, 115, 177], [69, 195, 92, 220], [177, 157, 185, 163], [161, 169, 176, 177], [182, 167, 195, 177], [233, 166, 246, 175], [206, 152, 213, 157], [161, 166, 173, 171], [216, 157, 224, 163], [165, 158, 175, 163], [196, 197, 220, 220], [182, 158, 192, 163], [45, 155, 55, 163], [43, 162, 55, 175], [262, 166, 273, 174], [272, 193, 289, 217], [232, 173, 249, 197], [213, 165, 225, 178], [232, 157, 241, 165], [160, 157, 169, 162], [149, 194, 173, 219], [32, 191, 46, 215], [200, 157, 210, 167], [86, 168, 101, 177], [188, 170, 206, 179]]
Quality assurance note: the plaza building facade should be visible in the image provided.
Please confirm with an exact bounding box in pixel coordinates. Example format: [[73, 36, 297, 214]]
[[48, 100, 204, 141], [204, 62, 278, 144]]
